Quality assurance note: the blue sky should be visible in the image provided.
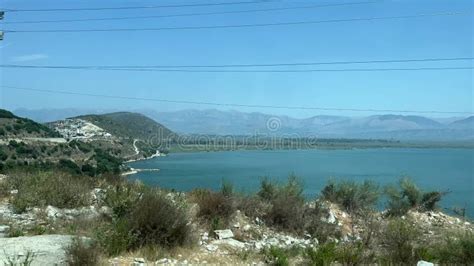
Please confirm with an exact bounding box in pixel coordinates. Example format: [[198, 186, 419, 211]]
[[0, 0, 472, 118]]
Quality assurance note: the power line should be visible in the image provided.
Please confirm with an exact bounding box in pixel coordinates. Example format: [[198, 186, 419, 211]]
[[3, 85, 472, 115], [1, 57, 472, 69], [4, 12, 469, 33], [2, 0, 274, 12], [1, 1, 377, 24], [1, 65, 472, 72]]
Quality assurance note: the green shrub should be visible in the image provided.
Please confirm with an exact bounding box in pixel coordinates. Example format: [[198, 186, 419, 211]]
[[65, 238, 100, 266], [305, 242, 337, 266], [0, 148, 8, 161], [321, 179, 379, 214], [420, 191, 445, 211], [127, 190, 192, 249], [104, 181, 144, 219], [386, 178, 446, 216], [435, 232, 474, 264], [93, 149, 122, 175], [336, 242, 366, 265], [7, 171, 92, 213], [97, 190, 192, 255], [303, 202, 340, 243], [191, 188, 235, 228], [96, 219, 133, 256], [260, 176, 306, 233], [262, 246, 294, 266], [382, 218, 420, 264], [258, 177, 278, 201], [58, 159, 82, 175]]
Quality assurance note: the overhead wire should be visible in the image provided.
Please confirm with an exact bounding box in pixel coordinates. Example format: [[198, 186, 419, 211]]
[[1, 1, 378, 24], [3, 12, 469, 33], [3, 85, 472, 114]]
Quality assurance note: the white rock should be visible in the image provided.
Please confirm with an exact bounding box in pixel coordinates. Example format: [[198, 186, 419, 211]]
[[133, 258, 146, 266], [243, 224, 251, 231], [0, 235, 74, 266], [327, 210, 337, 224], [417, 261, 434, 266], [0, 225, 10, 238], [214, 238, 246, 249], [45, 205, 61, 220], [233, 222, 240, 228], [214, 229, 234, 240], [205, 244, 218, 252], [156, 258, 169, 264]]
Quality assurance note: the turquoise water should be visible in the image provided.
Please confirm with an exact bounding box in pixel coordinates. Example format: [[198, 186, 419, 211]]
[[128, 148, 474, 216]]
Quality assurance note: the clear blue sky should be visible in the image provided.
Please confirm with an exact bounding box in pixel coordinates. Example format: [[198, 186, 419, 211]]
[[0, 0, 472, 118]]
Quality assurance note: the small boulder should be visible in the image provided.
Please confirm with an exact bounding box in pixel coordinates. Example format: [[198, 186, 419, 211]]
[[417, 261, 434, 266], [214, 229, 234, 240]]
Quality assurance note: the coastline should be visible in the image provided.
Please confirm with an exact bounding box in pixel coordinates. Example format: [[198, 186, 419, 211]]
[[121, 167, 160, 176]]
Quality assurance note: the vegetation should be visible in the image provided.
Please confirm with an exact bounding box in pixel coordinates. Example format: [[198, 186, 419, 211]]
[[321, 179, 380, 214], [434, 232, 474, 264], [65, 238, 100, 266], [385, 178, 447, 216], [190, 186, 236, 230], [6, 170, 93, 213], [96, 186, 193, 256]]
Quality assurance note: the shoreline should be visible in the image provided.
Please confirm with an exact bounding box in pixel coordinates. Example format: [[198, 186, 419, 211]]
[[121, 167, 160, 176]]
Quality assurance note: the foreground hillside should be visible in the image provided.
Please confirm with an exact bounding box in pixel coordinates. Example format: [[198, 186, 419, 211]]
[[0, 172, 472, 265], [0, 109, 181, 176]]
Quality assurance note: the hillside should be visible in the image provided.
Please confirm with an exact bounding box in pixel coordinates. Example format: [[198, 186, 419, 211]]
[[450, 116, 474, 129], [0, 109, 60, 138], [76, 112, 175, 142]]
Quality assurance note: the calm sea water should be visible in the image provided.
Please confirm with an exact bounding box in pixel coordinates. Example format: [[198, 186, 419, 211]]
[[128, 148, 474, 216]]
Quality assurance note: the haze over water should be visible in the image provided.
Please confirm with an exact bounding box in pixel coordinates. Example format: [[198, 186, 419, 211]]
[[129, 148, 474, 217]]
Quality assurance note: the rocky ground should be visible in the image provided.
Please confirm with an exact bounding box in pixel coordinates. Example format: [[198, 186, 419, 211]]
[[0, 174, 472, 265]]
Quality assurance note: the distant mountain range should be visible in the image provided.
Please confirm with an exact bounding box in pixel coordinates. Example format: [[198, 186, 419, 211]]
[[13, 108, 474, 141]]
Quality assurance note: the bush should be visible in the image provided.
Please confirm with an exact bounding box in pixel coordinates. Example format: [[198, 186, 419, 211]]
[[104, 181, 144, 219], [263, 246, 290, 266], [321, 179, 379, 214], [435, 232, 474, 264], [58, 159, 82, 175], [65, 238, 100, 266], [96, 219, 134, 256], [7, 171, 92, 213], [336, 242, 367, 265], [259, 176, 306, 233], [420, 191, 445, 211], [303, 202, 340, 243], [98, 190, 192, 255], [305, 242, 337, 266], [192, 189, 235, 228], [127, 190, 193, 249], [382, 218, 420, 264], [386, 178, 446, 216]]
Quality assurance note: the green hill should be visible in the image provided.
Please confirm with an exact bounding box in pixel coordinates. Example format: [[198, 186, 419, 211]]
[[76, 112, 175, 141], [0, 109, 59, 138]]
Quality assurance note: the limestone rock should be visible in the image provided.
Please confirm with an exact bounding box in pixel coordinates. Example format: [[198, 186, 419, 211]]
[[214, 229, 234, 240], [0, 235, 74, 266], [417, 260, 434, 266]]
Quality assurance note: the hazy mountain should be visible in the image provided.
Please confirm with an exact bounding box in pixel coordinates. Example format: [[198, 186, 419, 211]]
[[12, 108, 474, 141], [449, 116, 474, 129], [149, 110, 473, 141]]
